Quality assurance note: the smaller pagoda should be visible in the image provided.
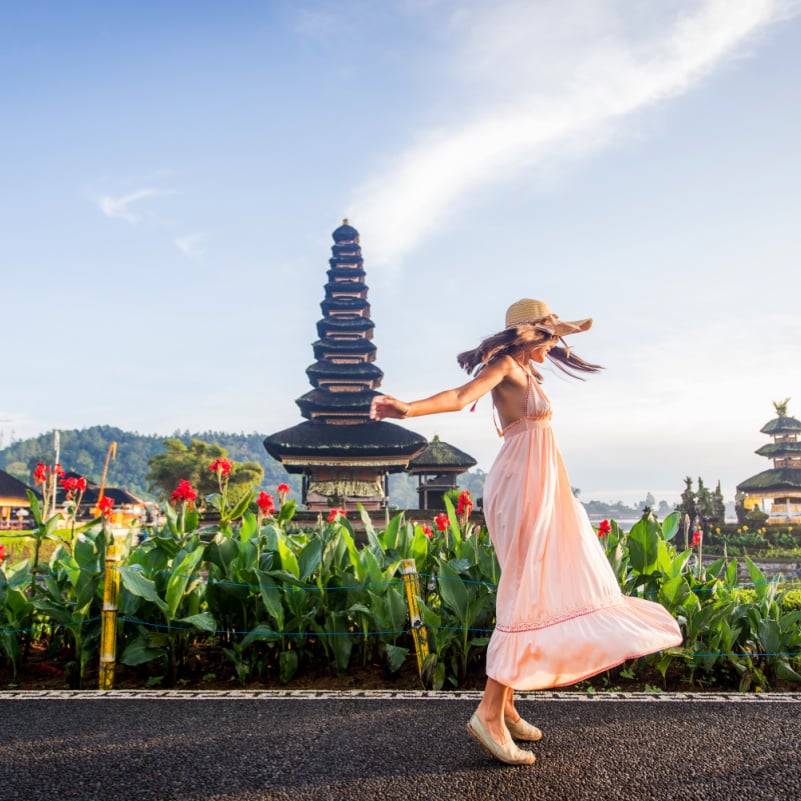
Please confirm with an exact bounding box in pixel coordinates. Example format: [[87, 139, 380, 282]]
[[737, 398, 801, 524], [407, 435, 477, 510]]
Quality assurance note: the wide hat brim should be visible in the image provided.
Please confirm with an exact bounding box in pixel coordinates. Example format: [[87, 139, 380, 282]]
[[534, 316, 593, 337], [504, 298, 592, 336]]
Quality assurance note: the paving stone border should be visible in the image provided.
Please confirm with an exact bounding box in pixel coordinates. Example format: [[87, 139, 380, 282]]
[[2, 688, 800, 702]]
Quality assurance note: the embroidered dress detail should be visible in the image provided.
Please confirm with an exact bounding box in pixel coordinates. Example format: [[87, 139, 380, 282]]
[[482, 372, 682, 690]]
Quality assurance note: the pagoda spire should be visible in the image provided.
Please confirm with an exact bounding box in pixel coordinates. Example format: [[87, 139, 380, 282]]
[[297, 220, 381, 424]]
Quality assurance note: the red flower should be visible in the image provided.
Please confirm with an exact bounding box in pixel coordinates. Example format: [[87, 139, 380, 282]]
[[327, 508, 347, 523], [208, 458, 233, 477], [456, 490, 473, 517], [170, 479, 198, 504], [277, 483, 290, 495], [33, 463, 48, 485], [434, 512, 449, 532], [97, 496, 114, 518], [421, 524, 433, 539], [257, 492, 276, 515], [54, 463, 65, 478], [691, 530, 702, 548], [0, 543, 6, 564], [598, 519, 611, 537], [61, 476, 88, 497]]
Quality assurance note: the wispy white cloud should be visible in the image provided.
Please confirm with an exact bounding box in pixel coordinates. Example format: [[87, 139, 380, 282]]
[[97, 187, 174, 224], [174, 232, 207, 258], [351, 0, 798, 266]]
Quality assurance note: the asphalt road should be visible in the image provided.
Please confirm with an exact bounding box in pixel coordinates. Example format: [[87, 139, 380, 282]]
[[1, 690, 800, 801]]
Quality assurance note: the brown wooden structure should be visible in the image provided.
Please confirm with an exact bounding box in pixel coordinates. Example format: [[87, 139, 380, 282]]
[[0, 469, 34, 529]]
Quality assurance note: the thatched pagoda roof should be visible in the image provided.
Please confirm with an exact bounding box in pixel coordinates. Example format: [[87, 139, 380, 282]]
[[737, 468, 801, 493], [296, 388, 378, 418], [312, 337, 376, 357], [761, 416, 801, 434], [264, 421, 426, 472], [316, 317, 374, 338], [755, 442, 801, 457], [407, 435, 477, 472]]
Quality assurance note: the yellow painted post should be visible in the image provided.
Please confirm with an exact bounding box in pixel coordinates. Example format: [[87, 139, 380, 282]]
[[401, 558, 429, 681], [99, 540, 121, 690]]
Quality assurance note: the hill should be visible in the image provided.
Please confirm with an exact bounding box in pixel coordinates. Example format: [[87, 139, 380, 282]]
[[0, 426, 295, 500], [0, 426, 480, 508]]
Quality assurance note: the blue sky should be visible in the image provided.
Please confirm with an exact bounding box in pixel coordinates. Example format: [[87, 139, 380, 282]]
[[2, 0, 800, 505]]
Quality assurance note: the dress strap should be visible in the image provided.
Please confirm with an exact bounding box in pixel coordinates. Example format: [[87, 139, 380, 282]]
[[492, 361, 536, 437], [524, 370, 536, 418]]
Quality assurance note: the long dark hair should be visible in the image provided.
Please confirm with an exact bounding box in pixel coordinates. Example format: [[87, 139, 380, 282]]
[[457, 323, 603, 380]]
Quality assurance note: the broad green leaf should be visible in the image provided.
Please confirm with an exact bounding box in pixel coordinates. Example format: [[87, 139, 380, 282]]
[[629, 517, 659, 574], [380, 511, 401, 550], [383, 644, 409, 673], [298, 538, 322, 581], [659, 576, 690, 609], [118, 566, 168, 613], [222, 489, 254, 525], [179, 612, 217, 632], [277, 499, 296, 525], [279, 649, 299, 683], [437, 560, 468, 621], [239, 510, 258, 542], [121, 637, 165, 666], [165, 547, 204, 620], [241, 624, 281, 649], [325, 612, 354, 675], [661, 512, 680, 541], [775, 659, 801, 684], [275, 531, 300, 578], [205, 534, 239, 572]]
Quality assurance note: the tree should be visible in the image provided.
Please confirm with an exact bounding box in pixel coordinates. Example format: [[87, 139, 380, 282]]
[[696, 477, 716, 530], [657, 500, 673, 519], [146, 438, 263, 505], [677, 476, 697, 525], [712, 481, 726, 526]]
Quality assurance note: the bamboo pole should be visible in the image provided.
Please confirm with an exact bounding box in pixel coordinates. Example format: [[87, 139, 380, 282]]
[[99, 539, 121, 690], [95, 441, 117, 516], [401, 558, 429, 682]]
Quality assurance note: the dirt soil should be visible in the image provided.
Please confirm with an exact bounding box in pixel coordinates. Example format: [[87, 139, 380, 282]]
[[6, 640, 796, 693]]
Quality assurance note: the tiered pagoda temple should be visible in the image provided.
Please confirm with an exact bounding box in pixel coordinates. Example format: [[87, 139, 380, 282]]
[[264, 221, 427, 510], [737, 399, 801, 524]]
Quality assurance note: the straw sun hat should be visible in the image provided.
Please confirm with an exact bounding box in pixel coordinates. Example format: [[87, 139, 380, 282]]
[[504, 298, 592, 337]]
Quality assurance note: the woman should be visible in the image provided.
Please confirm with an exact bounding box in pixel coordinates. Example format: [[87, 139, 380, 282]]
[[370, 298, 682, 766]]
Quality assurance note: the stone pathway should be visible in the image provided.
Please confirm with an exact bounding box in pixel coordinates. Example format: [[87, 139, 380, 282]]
[[2, 691, 800, 800]]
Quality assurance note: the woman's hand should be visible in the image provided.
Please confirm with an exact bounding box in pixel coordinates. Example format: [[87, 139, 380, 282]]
[[370, 395, 410, 420]]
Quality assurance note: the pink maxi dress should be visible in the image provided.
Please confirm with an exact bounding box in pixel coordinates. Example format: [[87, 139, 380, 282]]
[[482, 372, 683, 690]]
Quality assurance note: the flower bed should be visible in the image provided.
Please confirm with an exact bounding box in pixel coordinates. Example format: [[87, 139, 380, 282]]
[[1, 477, 800, 692]]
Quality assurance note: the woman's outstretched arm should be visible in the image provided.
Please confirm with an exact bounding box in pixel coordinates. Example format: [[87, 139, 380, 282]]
[[370, 357, 514, 420]]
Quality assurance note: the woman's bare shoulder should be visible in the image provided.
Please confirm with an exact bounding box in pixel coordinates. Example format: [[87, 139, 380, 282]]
[[486, 354, 518, 374]]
